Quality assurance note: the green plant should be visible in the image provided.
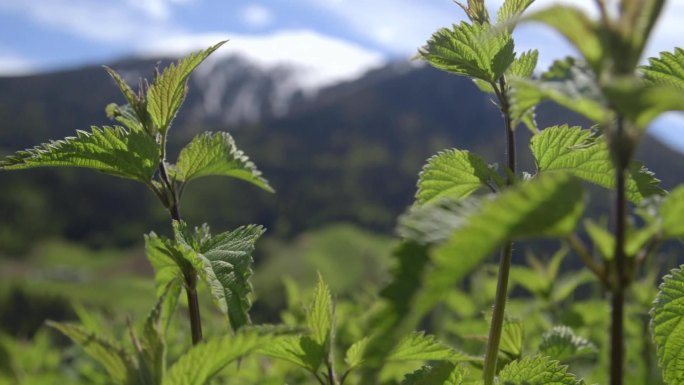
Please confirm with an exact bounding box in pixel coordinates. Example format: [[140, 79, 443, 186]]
[[4, 1, 684, 384], [353, 0, 684, 384], [0, 42, 276, 383]]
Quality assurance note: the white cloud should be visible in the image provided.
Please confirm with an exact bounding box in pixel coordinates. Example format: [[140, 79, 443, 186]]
[[123, 0, 194, 20], [0, 0, 189, 42], [242, 4, 274, 28], [307, 0, 684, 64], [138, 29, 385, 91], [306, 0, 459, 55]]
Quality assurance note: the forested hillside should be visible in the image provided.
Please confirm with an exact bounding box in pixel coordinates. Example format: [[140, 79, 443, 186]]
[[1, 56, 680, 253]]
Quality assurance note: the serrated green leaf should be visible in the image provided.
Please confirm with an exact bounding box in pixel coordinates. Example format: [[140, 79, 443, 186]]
[[539, 326, 597, 363], [421, 173, 585, 315], [642, 48, 684, 89], [147, 41, 226, 134], [363, 174, 584, 383], [603, 77, 684, 130], [496, 0, 535, 30], [163, 331, 265, 385], [103, 67, 149, 132], [388, 332, 470, 362], [583, 219, 614, 260], [345, 337, 370, 369], [511, 58, 611, 125], [508, 49, 540, 131], [307, 273, 333, 347], [652, 266, 684, 384], [473, 49, 538, 97], [106, 103, 145, 133], [400, 362, 467, 385], [530, 125, 664, 203], [46, 321, 135, 384], [399, 196, 482, 245], [71, 302, 106, 336], [510, 266, 548, 296], [104, 66, 139, 109], [175, 131, 273, 192], [525, 6, 603, 74], [508, 49, 538, 79], [420, 22, 515, 82], [498, 356, 580, 384], [145, 232, 196, 297], [661, 186, 684, 238], [139, 281, 180, 385], [359, 242, 432, 382], [499, 319, 523, 362], [550, 270, 595, 303], [415, 149, 499, 205], [257, 335, 323, 373], [0, 126, 160, 183], [175, 222, 265, 331], [455, 0, 489, 25]]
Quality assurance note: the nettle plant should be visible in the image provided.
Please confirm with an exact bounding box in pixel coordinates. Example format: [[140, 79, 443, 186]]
[[353, 0, 684, 385], [0, 42, 280, 384], [0, 42, 481, 385], [3, 1, 684, 385]]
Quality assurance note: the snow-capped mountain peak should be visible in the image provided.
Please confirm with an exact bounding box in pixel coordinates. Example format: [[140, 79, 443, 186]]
[[134, 30, 386, 124]]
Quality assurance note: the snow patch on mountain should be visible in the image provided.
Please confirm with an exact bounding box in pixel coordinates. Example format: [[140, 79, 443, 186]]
[[135, 30, 386, 124], [138, 29, 386, 92]]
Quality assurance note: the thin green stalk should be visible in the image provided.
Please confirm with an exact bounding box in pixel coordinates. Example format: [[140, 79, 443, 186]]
[[158, 136, 203, 345], [483, 76, 515, 385], [610, 116, 628, 385], [483, 242, 513, 384]]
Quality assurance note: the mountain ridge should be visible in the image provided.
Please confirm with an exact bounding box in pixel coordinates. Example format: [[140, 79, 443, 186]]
[[0, 54, 681, 254]]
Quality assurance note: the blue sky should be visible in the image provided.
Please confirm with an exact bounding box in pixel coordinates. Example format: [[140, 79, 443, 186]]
[[0, 0, 683, 150]]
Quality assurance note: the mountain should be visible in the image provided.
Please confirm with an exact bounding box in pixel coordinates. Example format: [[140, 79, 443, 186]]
[[0, 54, 682, 254]]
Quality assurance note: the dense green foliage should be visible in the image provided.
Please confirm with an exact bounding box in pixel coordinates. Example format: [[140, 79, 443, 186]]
[[2, 0, 684, 384]]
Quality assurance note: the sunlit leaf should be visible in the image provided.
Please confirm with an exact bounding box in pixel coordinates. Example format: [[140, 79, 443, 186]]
[[642, 48, 684, 89], [415, 149, 500, 205], [498, 355, 579, 384], [0, 126, 160, 184], [147, 41, 226, 134], [499, 319, 523, 363], [420, 21, 515, 82], [175, 131, 273, 192], [257, 335, 323, 373], [530, 125, 664, 203], [539, 326, 597, 362], [46, 322, 135, 384], [362, 173, 584, 382], [175, 221, 265, 331], [163, 331, 266, 385], [652, 266, 684, 384], [307, 274, 333, 347], [497, 0, 535, 31]]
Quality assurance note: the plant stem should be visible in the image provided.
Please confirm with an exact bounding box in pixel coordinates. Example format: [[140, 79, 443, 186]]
[[158, 143, 203, 345], [483, 242, 513, 384], [184, 272, 203, 345], [567, 235, 609, 286], [610, 116, 628, 385], [483, 77, 515, 385]]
